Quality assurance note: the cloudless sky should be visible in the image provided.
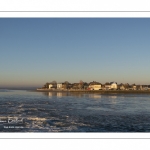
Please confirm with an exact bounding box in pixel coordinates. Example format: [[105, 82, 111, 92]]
[[0, 18, 150, 88]]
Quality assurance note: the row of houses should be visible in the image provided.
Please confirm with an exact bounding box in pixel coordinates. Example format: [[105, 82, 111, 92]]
[[42, 81, 150, 91]]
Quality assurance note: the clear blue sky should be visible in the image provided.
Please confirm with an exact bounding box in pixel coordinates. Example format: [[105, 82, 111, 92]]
[[0, 18, 150, 87]]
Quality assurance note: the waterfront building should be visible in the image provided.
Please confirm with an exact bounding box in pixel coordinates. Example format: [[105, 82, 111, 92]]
[[131, 84, 137, 90], [72, 83, 80, 89], [136, 85, 143, 90], [101, 84, 105, 90], [119, 83, 125, 90], [49, 84, 53, 89], [124, 83, 130, 90], [49, 81, 57, 89], [105, 82, 111, 90], [83, 82, 89, 90], [62, 81, 72, 89], [142, 85, 149, 90]]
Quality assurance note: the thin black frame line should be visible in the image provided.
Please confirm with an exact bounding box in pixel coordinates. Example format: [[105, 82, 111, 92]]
[[1, 11, 150, 12]]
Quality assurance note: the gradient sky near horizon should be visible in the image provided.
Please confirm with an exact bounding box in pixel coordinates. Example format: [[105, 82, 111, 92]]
[[0, 18, 150, 87]]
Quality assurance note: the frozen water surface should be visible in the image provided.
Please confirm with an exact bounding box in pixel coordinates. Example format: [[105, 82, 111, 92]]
[[0, 90, 150, 132]]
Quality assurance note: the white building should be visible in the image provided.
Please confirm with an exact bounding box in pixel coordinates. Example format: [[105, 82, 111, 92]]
[[120, 84, 125, 90], [110, 82, 117, 90], [142, 85, 148, 90], [57, 83, 63, 89], [89, 82, 102, 90], [49, 84, 53, 89]]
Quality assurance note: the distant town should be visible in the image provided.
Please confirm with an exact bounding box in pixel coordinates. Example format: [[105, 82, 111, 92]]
[[37, 81, 150, 91]]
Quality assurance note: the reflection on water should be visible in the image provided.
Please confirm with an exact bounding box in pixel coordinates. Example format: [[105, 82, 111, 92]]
[[45, 92, 119, 100], [48, 92, 63, 98], [45, 92, 102, 99], [0, 90, 150, 132], [48, 92, 52, 97], [46, 92, 69, 98], [89, 94, 101, 99], [57, 92, 62, 98]]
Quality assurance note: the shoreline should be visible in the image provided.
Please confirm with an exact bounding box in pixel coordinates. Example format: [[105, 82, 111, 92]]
[[35, 89, 150, 94]]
